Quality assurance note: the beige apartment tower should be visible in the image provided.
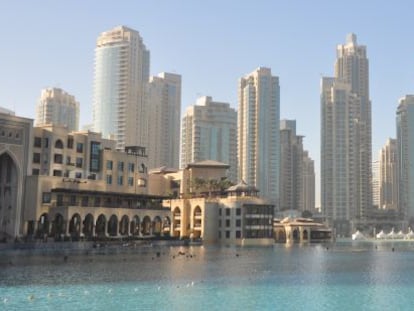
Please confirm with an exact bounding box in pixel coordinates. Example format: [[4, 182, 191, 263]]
[[238, 68, 280, 206], [379, 138, 398, 210], [181, 96, 237, 182], [321, 34, 372, 236], [35, 88, 79, 132], [147, 73, 181, 169]]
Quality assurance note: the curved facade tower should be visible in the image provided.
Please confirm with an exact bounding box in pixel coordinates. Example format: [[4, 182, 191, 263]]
[[93, 26, 150, 150]]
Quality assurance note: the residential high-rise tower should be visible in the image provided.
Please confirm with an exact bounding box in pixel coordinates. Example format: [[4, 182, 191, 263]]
[[321, 34, 372, 235], [147, 72, 182, 169], [397, 96, 414, 222], [181, 96, 237, 182], [35, 88, 79, 132], [93, 26, 150, 150], [379, 138, 398, 210], [238, 67, 280, 206]]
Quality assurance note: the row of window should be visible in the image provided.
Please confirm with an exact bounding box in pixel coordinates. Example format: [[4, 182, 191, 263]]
[[219, 219, 242, 228], [106, 160, 147, 173], [32, 153, 83, 167], [219, 207, 242, 216], [34, 136, 83, 153], [106, 175, 147, 187], [218, 230, 242, 239]]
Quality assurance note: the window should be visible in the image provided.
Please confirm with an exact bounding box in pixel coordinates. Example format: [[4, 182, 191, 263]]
[[90, 141, 101, 172], [75, 172, 82, 179], [94, 197, 101, 207], [236, 208, 241, 216], [225, 231, 230, 238], [128, 177, 134, 186], [54, 154, 63, 164], [118, 161, 124, 171], [81, 197, 89, 207], [219, 208, 222, 216], [106, 175, 112, 185], [32, 168, 40, 175], [218, 231, 222, 239], [53, 170, 62, 177], [33, 153, 40, 163], [70, 195, 76, 205], [34, 137, 42, 148], [218, 220, 222, 227], [236, 231, 241, 238], [107, 160, 113, 170], [67, 136, 74, 149], [226, 208, 230, 216], [76, 157, 83, 168], [44, 138, 49, 148], [55, 139, 64, 149], [57, 195, 63, 206], [226, 219, 230, 227], [128, 163, 134, 173], [42, 192, 51, 203], [117, 176, 123, 186], [236, 219, 241, 227], [76, 142, 83, 153]]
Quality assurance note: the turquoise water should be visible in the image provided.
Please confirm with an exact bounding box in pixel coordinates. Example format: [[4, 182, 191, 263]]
[[1, 241, 414, 310]]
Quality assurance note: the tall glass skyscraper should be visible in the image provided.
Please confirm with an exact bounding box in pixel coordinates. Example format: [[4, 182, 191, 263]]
[[321, 34, 372, 235], [238, 67, 280, 206], [93, 26, 150, 150]]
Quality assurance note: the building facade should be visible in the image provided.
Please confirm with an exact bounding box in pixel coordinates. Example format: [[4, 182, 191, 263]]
[[321, 34, 372, 236], [302, 151, 315, 212], [24, 124, 170, 240], [181, 96, 237, 182], [238, 67, 280, 206], [147, 72, 182, 170], [372, 160, 380, 209], [397, 96, 414, 222], [93, 26, 150, 150], [35, 88, 80, 132], [379, 138, 398, 210], [0, 113, 33, 239]]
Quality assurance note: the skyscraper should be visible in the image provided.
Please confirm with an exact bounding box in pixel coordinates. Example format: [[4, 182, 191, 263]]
[[321, 34, 372, 235], [147, 72, 182, 169], [397, 96, 414, 222], [238, 67, 280, 205], [379, 138, 398, 210], [280, 120, 315, 213], [93, 26, 150, 150], [35, 87, 79, 132], [181, 96, 237, 182]]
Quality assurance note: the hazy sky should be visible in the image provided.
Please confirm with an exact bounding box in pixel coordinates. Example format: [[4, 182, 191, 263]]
[[1, 1, 413, 205]]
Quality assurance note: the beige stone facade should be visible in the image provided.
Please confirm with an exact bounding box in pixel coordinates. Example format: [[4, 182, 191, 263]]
[[0, 113, 33, 239]]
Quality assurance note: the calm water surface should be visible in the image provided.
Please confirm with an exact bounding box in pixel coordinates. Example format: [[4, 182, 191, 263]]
[[1, 241, 414, 310]]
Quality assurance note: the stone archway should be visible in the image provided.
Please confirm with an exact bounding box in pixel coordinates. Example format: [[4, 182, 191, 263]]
[[83, 214, 94, 238], [130, 215, 140, 236], [276, 228, 287, 243], [0, 153, 18, 239], [51, 213, 65, 240], [37, 213, 49, 238], [141, 216, 152, 236], [119, 215, 129, 236], [192, 206, 202, 239], [69, 213, 81, 239], [292, 228, 300, 242], [172, 207, 181, 238], [96, 214, 106, 238], [153, 216, 162, 236], [303, 229, 309, 241], [108, 215, 118, 237], [162, 216, 171, 237]]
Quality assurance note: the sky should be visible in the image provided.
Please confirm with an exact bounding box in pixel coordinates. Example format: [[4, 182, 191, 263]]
[[1, 1, 414, 206]]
